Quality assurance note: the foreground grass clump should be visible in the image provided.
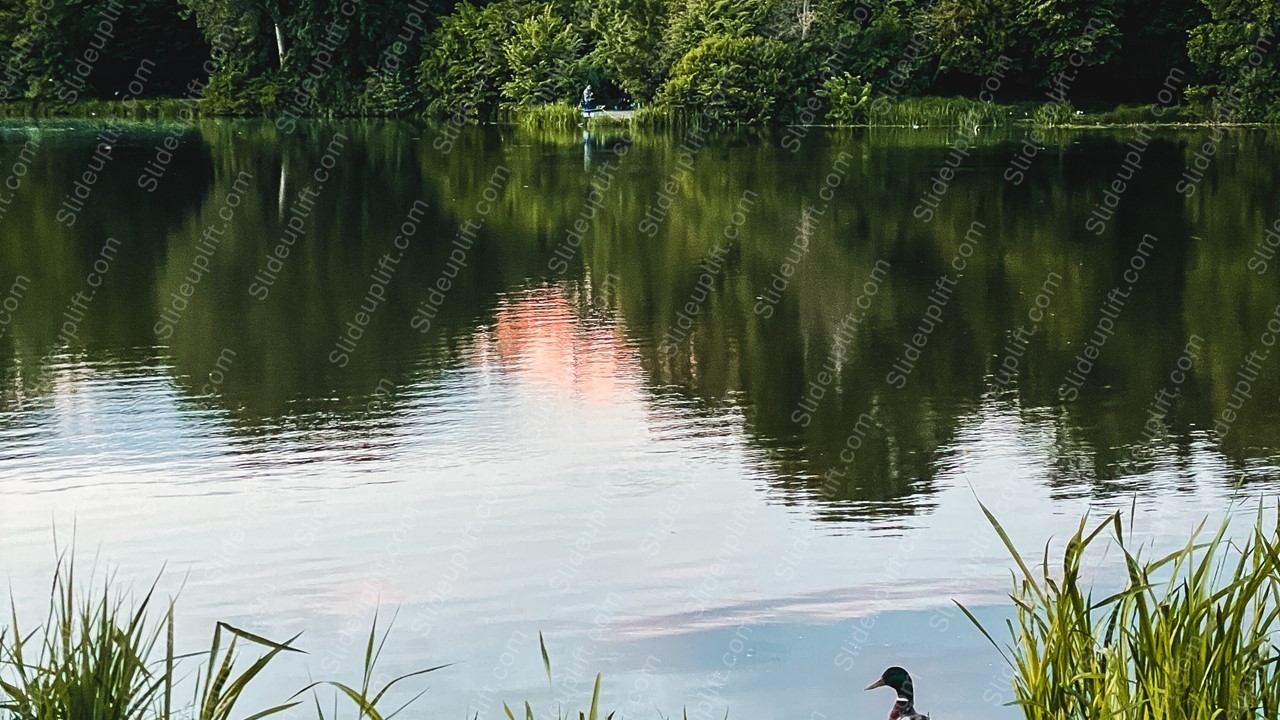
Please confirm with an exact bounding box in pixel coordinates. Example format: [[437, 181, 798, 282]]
[[0, 565, 179, 720], [0, 557, 444, 720], [960, 501, 1280, 720]]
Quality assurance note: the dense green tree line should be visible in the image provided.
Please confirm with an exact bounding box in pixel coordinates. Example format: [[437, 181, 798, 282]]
[[0, 0, 1277, 122]]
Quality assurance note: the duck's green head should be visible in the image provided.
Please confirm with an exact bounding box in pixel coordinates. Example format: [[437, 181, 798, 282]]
[[864, 666, 914, 699]]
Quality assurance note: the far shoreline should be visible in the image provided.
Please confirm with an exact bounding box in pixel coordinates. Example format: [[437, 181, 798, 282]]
[[0, 98, 1271, 131]]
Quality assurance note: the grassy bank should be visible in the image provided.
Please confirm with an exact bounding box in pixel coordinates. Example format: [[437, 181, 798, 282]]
[[575, 97, 1213, 129], [0, 99, 206, 121], [960, 500, 1280, 720], [0, 97, 1222, 129]]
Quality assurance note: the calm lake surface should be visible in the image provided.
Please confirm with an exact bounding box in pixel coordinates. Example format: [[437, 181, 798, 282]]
[[2, 119, 1280, 719]]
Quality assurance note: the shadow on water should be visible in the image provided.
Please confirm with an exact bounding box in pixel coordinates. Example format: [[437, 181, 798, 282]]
[[1, 119, 1279, 518]]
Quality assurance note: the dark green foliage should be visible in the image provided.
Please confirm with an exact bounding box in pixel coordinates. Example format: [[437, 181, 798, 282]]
[[659, 0, 780, 69], [174, 0, 278, 114], [0, 0, 1276, 123], [198, 68, 280, 115], [176, 0, 275, 77], [1106, 0, 1207, 101], [928, 0, 1122, 86], [179, 0, 450, 116], [0, 0, 206, 102], [587, 0, 666, 102], [804, 0, 929, 100], [420, 1, 529, 120], [657, 34, 795, 123], [502, 7, 583, 107], [362, 66, 421, 115], [927, 0, 1017, 77], [1019, 0, 1123, 80], [1187, 0, 1280, 121]]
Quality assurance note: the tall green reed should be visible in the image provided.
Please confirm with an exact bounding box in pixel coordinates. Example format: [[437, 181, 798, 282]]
[[0, 556, 168, 720], [0, 557, 443, 720], [295, 610, 450, 720], [187, 620, 304, 720], [505, 634, 611, 720], [959, 500, 1280, 720]]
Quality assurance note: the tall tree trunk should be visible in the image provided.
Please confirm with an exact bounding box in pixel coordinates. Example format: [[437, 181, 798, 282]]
[[274, 23, 287, 69], [278, 154, 288, 219]]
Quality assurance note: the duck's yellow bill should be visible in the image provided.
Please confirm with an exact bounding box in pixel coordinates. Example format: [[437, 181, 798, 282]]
[[865, 678, 887, 690]]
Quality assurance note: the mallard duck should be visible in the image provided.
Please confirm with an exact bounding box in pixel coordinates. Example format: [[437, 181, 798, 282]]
[[865, 666, 928, 720]]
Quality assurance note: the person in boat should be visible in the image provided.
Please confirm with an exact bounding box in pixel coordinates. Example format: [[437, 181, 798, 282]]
[[581, 85, 595, 111]]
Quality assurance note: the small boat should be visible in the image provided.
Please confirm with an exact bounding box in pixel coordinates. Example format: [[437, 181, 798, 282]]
[[580, 105, 605, 118]]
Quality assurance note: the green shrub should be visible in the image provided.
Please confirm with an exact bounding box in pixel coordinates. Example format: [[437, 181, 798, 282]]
[[200, 68, 254, 116], [926, 0, 1020, 77], [362, 67, 421, 116], [1187, 2, 1280, 123], [587, 0, 666, 102], [1031, 100, 1075, 127], [420, 1, 529, 121], [656, 34, 794, 124], [658, 0, 772, 70], [818, 72, 872, 125], [501, 7, 583, 108], [1185, 70, 1280, 123], [820, 4, 930, 98], [198, 66, 287, 117]]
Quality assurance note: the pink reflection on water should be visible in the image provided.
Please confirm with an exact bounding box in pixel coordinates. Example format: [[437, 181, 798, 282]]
[[471, 285, 644, 408]]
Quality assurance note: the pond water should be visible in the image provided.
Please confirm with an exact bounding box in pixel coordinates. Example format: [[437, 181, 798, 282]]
[[1, 119, 1279, 720]]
